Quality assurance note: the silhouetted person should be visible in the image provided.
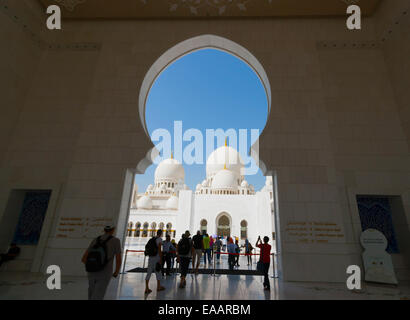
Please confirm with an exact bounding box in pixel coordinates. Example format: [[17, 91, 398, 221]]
[[144, 229, 165, 294], [234, 239, 240, 267], [227, 238, 236, 271], [0, 243, 20, 267], [209, 236, 214, 259], [192, 230, 203, 273], [177, 230, 194, 288], [170, 239, 177, 271], [82, 225, 122, 300], [162, 234, 175, 276], [215, 237, 222, 262], [244, 239, 253, 266], [203, 233, 212, 266], [256, 236, 271, 291]]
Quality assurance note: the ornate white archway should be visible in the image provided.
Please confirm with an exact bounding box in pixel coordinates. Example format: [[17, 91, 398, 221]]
[[138, 34, 272, 135], [136, 34, 272, 174]]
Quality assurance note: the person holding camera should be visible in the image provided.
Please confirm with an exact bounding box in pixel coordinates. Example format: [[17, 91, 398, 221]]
[[256, 235, 271, 291]]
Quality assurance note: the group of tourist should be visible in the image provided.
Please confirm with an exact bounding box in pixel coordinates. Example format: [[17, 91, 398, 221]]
[[81, 225, 272, 300], [144, 229, 273, 293]]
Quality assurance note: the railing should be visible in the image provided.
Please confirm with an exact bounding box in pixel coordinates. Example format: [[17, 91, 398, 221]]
[[121, 249, 145, 274], [121, 249, 178, 274], [122, 248, 278, 278], [211, 250, 262, 276]]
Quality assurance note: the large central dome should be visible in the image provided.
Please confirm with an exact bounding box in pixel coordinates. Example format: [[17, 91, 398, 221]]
[[206, 145, 244, 179], [211, 169, 238, 191]]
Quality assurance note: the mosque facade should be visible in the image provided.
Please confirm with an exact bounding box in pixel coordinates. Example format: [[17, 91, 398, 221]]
[[127, 144, 275, 245]]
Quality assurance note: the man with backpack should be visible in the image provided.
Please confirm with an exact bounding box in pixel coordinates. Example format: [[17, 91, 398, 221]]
[[144, 229, 165, 294], [176, 230, 194, 288], [81, 225, 122, 300]]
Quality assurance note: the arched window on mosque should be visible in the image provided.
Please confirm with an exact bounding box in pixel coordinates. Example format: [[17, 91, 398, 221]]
[[128, 222, 133, 237], [150, 222, 157, 237], [158, 222, 164, 235], [166, 223, 172, 237], [200, 219, 207, 235], [240, 220, 248, 240], [134, 222, 141, 237], [142, 222, 148, 237]]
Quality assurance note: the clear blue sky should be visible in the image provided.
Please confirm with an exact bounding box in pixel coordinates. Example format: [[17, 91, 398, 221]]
[[136, 48, 268, 192]]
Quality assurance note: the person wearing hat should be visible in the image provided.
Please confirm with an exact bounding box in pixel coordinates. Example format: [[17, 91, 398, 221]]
[[81, 225, 122, 300]]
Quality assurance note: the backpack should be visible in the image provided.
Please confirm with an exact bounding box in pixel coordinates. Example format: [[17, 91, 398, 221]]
[[178, 238, 191, 255], [85, 235, 112, 272], [145, 237, 158, 257], [193, 235, 203, 249]]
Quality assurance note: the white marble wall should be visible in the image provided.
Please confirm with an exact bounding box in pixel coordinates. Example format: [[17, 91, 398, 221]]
[[0, 1, 409, 281]]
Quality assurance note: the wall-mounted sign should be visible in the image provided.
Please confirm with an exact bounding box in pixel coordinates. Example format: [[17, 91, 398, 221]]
[[55, 216, 114, 239], [285, 220, 345, 244], [360, 228, 398, 285]]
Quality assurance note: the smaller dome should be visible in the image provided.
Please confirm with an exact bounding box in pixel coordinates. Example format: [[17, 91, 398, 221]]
[[211, 169, 238, 190], [196, 184, 202, 190], [166, 196, 179, 210], [146, 184, 154, 191], [241, 180, 249, 188], [154, 158, 184, 182], [201, 179, 208, 187], [137, 195, 152, 209]]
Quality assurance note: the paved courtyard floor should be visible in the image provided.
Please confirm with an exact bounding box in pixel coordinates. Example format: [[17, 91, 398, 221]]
[[0, 271, 409, 300]]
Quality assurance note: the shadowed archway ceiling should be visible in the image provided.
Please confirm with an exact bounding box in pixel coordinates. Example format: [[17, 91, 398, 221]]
[[39, 0, 382, 19]]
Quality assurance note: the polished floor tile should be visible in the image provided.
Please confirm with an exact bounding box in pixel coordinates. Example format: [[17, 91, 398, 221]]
[[1, 271, 410, 300]]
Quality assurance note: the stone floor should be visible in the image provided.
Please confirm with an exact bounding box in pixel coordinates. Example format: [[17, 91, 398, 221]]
[[1, 271, 410, 300]]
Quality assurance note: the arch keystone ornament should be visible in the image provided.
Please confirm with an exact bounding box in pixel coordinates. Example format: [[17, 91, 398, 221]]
[[360, 228, 398, 285], [54, 0, 86, 12], [141, 0, 274, 16]]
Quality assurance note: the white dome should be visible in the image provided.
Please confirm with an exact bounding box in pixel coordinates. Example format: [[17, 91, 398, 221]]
[[201, 179, 208, 187], [137, 195, 153, 209], [146, 184, 154, 191], [155, 158, 184, 182], [211, 169, 238, 190], [206, 146, 244, 178], [166, 196, 179, 210], [241, 180, 249, 188], [196, 184, 202, 190]]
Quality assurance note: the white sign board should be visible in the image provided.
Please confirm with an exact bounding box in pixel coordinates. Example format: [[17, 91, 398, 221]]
[[360, 228, 398, 285]]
